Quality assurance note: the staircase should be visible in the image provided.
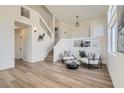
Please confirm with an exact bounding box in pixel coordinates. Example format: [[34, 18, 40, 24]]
[[44, 49, 53, 62]]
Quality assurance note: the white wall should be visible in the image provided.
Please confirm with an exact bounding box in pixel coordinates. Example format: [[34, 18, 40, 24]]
[[107, 6, 124, 87], [31, 24, 54, 62], [0, 6, 15, 70], [60, 23, 72, 38], [54, 37, 106, 63], [90, 19, 105, 37], [59, 18, 106, 39], [60, 22, 90, 39], [55, 18, 107, 64], [28, 5, 53, 31], [0, 5, 55, 70], [107, 52, 124, 87], [16, 6, 54, 63], [54, 39, 70, 62], [22, 27, 32, 62]]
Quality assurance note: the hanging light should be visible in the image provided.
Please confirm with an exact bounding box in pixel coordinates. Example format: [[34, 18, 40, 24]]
[[75, 16, 80, 27]]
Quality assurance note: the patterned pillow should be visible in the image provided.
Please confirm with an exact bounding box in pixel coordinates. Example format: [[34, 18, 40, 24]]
[[88, 53, 95, 59]]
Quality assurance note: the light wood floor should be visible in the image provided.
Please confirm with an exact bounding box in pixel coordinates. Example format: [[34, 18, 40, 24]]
[[0, 60, 113, 88]]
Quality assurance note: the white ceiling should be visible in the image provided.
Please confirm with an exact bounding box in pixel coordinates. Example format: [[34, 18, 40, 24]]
[[45, 5, 108, 24]]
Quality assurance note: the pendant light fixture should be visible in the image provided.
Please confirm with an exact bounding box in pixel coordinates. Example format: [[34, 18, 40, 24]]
[[75, 16, 80, 27]]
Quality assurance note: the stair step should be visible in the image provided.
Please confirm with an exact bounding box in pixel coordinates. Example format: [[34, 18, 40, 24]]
[[46, 56, 53, 58], [45, 58, 53, 61], [44, 49, 53, 62], [45, 59, 53, 61], [45, 57, 53, 59]]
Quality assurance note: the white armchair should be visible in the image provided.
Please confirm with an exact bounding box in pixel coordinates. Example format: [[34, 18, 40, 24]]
[[61, 51, 75, 63], [79, 53, 102, 69]]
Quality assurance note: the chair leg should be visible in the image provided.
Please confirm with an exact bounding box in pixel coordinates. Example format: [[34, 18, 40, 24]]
[[88, 64, 92, 69], [96, 59, 102, 69], [100, 63, 102, 68], [99, 59, 102, 69], [62, 59, 64, 63], [95, 64, 99, 69], [88, 60, 91, 69]]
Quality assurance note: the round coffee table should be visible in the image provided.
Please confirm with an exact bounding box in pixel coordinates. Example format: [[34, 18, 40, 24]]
[[65, 60, 80, 69], [66, 62, 79, 69]]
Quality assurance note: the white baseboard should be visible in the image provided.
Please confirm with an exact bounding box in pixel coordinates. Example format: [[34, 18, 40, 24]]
[[0, 65, 15, 71], [23, 58, 44, 63]]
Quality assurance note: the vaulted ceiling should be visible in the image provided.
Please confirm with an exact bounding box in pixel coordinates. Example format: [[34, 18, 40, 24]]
[[45, 5, 108, 24]]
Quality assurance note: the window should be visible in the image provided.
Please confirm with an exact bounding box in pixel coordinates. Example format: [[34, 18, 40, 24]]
[[21, 7, 30, 18], [108, 6, 117, 25], [111, 21, 117, 53]]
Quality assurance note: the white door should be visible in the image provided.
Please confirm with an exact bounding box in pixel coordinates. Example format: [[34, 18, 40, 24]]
[[15, 29, 23, 60]]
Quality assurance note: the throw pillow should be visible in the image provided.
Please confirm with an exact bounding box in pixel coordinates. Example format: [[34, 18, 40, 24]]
[[79, 51, 86, 58]]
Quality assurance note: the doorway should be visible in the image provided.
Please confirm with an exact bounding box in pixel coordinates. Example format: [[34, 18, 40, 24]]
[[14, 21, 30, 62], [15, 28, 23, 60]]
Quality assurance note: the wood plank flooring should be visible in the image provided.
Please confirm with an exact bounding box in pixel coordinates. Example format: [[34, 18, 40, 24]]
[[0, 60, 113, 88]]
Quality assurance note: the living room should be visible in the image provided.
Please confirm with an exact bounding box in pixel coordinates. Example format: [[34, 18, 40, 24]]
[[0, 2, 124, 90]]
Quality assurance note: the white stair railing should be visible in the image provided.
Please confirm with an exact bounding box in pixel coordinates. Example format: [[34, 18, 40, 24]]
[[39, 17, 52, 38]]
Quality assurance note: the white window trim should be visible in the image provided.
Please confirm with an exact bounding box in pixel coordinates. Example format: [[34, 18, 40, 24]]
[[111, 20, 117, 55]]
